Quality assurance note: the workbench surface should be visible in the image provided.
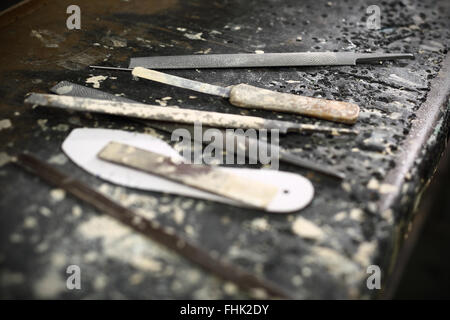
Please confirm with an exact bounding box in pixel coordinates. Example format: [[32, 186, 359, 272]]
[[0, 0, 449, 299]]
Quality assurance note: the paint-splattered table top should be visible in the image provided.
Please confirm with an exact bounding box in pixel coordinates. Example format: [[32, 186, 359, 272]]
[[0, 0, 449, 299]]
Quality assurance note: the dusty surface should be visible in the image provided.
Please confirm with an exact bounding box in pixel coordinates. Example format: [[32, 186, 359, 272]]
[[0, 0, 449, 299]]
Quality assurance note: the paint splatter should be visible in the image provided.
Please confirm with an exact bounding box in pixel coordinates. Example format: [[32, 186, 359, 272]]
[[50, 189, 66, 202], [250, 218, 269, 231], [184, 32, 206, 41], [86, 75, 108, 89], [0, 152, 14, 167], [292, 216, 325, 240], [0, 119, 12, 130]]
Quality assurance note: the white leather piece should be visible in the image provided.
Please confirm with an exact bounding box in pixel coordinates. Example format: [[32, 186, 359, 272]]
[[62, 128, 314, 213]]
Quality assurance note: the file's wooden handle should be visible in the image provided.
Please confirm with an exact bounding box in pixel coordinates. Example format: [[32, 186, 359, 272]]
[[229, 84, 359, 124]]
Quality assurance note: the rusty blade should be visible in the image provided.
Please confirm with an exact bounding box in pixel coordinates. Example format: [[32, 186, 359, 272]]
[[98, 141, 279, 209], [14, 153, 291, 299]]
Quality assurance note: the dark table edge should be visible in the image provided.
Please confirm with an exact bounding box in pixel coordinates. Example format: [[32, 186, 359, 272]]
[[378, 52, 450, 298]]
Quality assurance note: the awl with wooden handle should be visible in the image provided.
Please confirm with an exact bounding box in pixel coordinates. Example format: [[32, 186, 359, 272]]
[[25, 93, 357, 135], [90, 66, 359, 124]]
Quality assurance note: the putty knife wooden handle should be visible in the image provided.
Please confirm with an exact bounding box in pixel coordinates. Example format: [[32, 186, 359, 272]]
[[131, 67, 360, 124], [229, 84, 359, 124]]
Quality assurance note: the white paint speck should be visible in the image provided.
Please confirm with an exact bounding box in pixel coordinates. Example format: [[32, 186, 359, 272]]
[[367, 178, 380, 190], [50, 189, 66, 202], [184, 32, 205, 41], [0, 119, 12, 130], [342, 182, 352, 192], [93, 275, 108, 290], [155, 99, 167, 106], [0, 152, 14, 167], [302, 267, 312, 277], [86, 75, 108, 89], [110, 38, 127, 48], [37, 119, 48, 131], [292, 216, 325, 241], [24, 217, 38, 229], [129, 272, 144, 285], [250, 218, 269, 231], [39, 207, 52, 217], [381, 209, 394, 224], [173, 208, 185, 225], [52, 124, 69, 132], [33, 269, 65, 298], [379, 183, 398, 194], [72, 205, 82, 217], [292, 275, 303, 286], [9, 233, 23, 243], [350, 208, 364, 222], [353, 241, 376, 266], [223, 282, 238, 295], [334, 211, 347, 221], [48, 153, 67, 165]]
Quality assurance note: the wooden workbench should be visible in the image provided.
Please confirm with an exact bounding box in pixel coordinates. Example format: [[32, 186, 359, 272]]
[[0, 0, 449, 299]]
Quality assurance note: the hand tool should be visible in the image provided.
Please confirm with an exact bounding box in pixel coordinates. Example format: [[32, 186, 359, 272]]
[[99, 141, 278, 208], [14, 153, 291, 299], [25, 93, 358, 135], [99, 141, 277, 209], [148, 121, 347, 179], [90, 52, 415, 70], [63, 128, 315, 212], [50, 81, 346, 179], [90, 66, 360, 124]]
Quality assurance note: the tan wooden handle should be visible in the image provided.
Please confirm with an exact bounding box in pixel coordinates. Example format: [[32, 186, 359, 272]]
[[229, 84, 359, 124]]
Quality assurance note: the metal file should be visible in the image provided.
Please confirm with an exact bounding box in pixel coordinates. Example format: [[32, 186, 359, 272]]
[[125, 52, 414, 69]]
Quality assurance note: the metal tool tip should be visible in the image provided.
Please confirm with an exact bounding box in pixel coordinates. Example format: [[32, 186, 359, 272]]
[[89, 65, 132, 71], [356, 53, 415, 63]]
